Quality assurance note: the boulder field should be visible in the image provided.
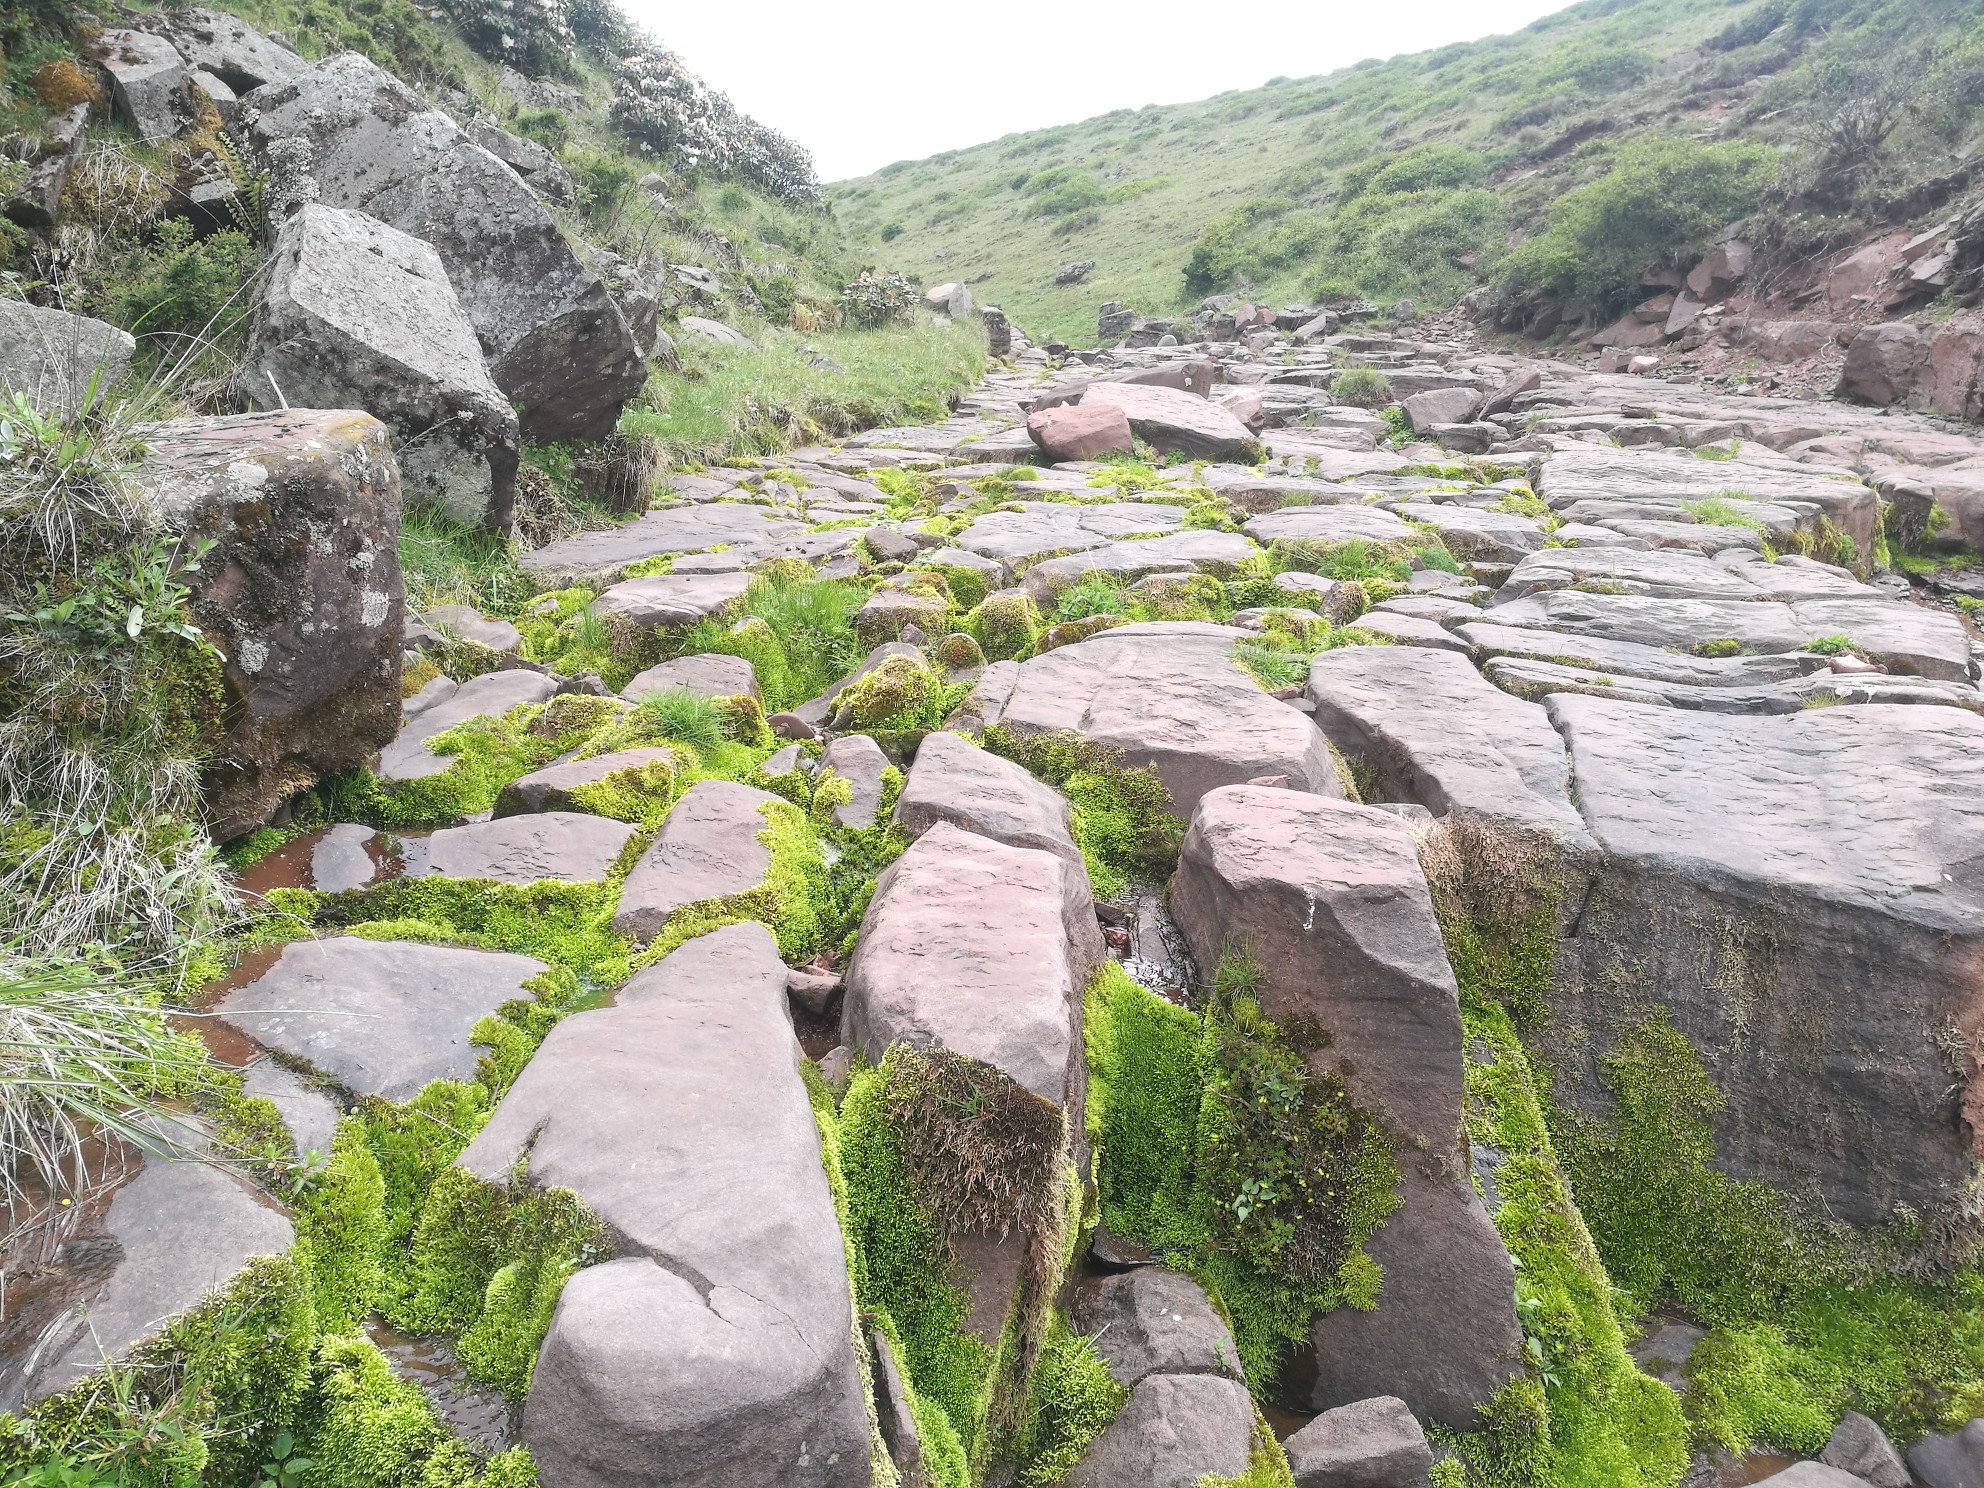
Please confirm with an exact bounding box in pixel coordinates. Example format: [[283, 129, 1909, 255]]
[[8, 191, 1984, 1488]]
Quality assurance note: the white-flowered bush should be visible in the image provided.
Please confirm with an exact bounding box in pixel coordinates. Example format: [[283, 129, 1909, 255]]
[[840, 269, 918, 328], [437, 0, 574, 75]]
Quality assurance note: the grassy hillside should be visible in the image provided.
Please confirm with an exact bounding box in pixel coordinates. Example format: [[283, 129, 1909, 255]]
[[832, 0, 1984, 344]]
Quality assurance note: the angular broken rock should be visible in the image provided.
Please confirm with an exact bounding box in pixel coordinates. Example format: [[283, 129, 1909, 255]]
[[1542, 696, 1984, 1239], [818, 733, 892, 830], [1028, 401, 1134, 461], [621, 652, 759, 704], [376, 668, 559, 784], [591, 572, 753, 631], [843, 821, 1103, 1107], [1401, 385, 1479, 433], [404, 811, 638, 884], [893, 730, 1081, 867], [1820, 1412, 1910, 1488], [459, 923, 871, 1488], [1071, 1269, 1243, 1390], [1079, 381, 1263, 462], [520, 507, 803, 587], [129, 410, 405, 837], [1066, 1373, 1256, 1488], [0, 300, 135, 419], [216, 936, 548, 1101], [611, 780, 781, 942], [999, 622, 1342, 817], [240, 203, 520, 529], [1283, 1395, 1434, 1488], [92, 28, 196, 141], [495, 747, 679, 820], [244, 53, 645, 442]]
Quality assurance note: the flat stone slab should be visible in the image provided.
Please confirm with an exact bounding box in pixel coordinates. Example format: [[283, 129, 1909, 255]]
[[1244, 506, 1415, 545], [377, 669, 558, 783], [216, 936, 547, 1100], [1066, 1373, 1255, 1488], [1000, 621, 1342, 817], [240, 1057, 341, 1162], [1497, 545, 1786, 602], [518, 506, 805, 585], [459, 923, 870, 1487], [496, 746, 678, 817], [1484, 657, 1984, 715], [818, 733, 891, 829], [1306, 646, 1590, 844], [1020, 531, 1260, 604], [894, 730, 1081, 867], [953, 501, 1183, 564], [621, 652, 759, 703], [1392, 503, 1547, 564], [1350, 611, 1470, 652], [611, 780, 780, 942], [1072, 1269, 1242, 1390], [592, 572, 753, 630], [404, 811, 638, 883], [844, 821, 1102, 1107], [1, 1152, 293, 1409], [1457, 622, 1817, 687]]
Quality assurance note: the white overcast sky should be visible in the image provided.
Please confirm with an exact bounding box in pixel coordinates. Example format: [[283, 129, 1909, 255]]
[[621, 0, 1578, 181]]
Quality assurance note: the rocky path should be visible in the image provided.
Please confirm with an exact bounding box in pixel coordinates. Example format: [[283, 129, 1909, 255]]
[[11, 314, 1984, 1488]]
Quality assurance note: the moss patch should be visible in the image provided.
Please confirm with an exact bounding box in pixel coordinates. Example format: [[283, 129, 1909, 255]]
[[981, 727, 1182, 899]]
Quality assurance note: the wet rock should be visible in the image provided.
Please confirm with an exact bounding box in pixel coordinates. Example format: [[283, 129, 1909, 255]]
[[1819, 1412, 1909, 1488], [519, 506, 804, 586], [621, 652, 759, 703], [611, 780, 782, 942], [130, 410, 404, 836], [1072, 1269, 1243, 1389], [1543, 696, 1984, 1239], [405, 811, 638, 883], [1284, 1395, 1434, 1488], [1171, 786, 1523, 1426], [240, 1057, 342, 1162], [0, 1150, 294, 1410], [216, 937, 547, 1100], [769, 711, 819, 740], [817, 733, 891, 829], [1908, 1419, 1984, 1488], [244, 53, 645, 442], [592, 572, 753, 631], [239, 203, 519, 529], [893, 730, 1080, 867], [1078, 382, 1263, 462], [1066, 1373, 1255, 1488], [844, 821, 1103, 1106], [999, 622, 1342, 817], [377, 669, 558, 784], [460, 924, 871, 1488], [1029, 401, 1135, 461], [0, 301, 135, 418], [1306, 647, 1588, 842], [310, 822, 382, 891]]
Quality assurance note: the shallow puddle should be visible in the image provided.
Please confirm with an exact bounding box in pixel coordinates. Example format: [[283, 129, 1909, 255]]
[[1113, 883, 1195, 1006], [365, 1317, 514, 1451]]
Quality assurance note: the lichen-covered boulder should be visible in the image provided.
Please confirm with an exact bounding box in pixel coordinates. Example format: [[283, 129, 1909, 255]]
[[460, 923, 871, 1488], [239, 204, 520, 529], [90, 28, 196, 141], [129, 410, 404, 837], [243, 53, 645, 442]]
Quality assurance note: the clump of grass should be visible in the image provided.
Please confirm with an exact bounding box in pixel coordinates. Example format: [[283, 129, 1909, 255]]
[[1330, 365, 1393, 409], [675, 570, 868, 711], [629, 687, 727, 750]]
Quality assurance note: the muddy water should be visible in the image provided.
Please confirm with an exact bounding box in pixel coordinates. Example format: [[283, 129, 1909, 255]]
[[1722, 1453, 1799, 1484], [231, 825, 402, 898], [365, 1317, 514, 1450]]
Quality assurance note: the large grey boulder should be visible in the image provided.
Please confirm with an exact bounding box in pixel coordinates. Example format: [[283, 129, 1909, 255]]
[[999, 622, 1342, 817], [243, 53, 645, 442], [467, 118, 577, 205], [845, 821, 1102, 1106], [1543, 697, 1984, 1239], [240, 203, 520, 529], [92, 28, 196, 141], [1909, 1418, 1984, 1488], [521, 507, 803, 586], [611, 780, 781, 942], [0, 1150, 294, 1411], [0, 301, 135, 418], [404, 811, 638, 883], [129, 410, 405, 837], [460, 924, 871, 1488], [893, 730, 1081, 867], [1284, 1396, 1434, 1488], [1071, 1269, 1243, 1389], [216, 937, 547, 1100], [1820, 1412, 1910, 1488], [1170, 786, 1523, 1427], [1066, 1374, 1256, 1488], [376, 669, 559, 784]]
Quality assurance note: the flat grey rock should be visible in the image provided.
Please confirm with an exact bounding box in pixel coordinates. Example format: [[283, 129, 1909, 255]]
[[1284, 1395, 1434, 1488], [405, 811, 638, 883], [1245, 506, 1415, 545], [423, 604, 524, 653], [518, 506, 804, 585], [216, 936, 547, 1100], [1456, 622, 1814, 686], [844, 821, 1102, 1107], [621, 652, 759, 703], [377, 669, 558, 783], [1000, 621, 1342, 817], [1350, 612, 1470, 652], [1066, 1373, 1255, 1488], [1020, 531, 1259, 605], [953, 502, 1183, 564], [592, 572, 753, 631], [894, 731, 1080, 866], [1392, 503, 1545, 565], [240, 1057, 342, 1162], [310, 822, 382, 892], [496, 747, 678, 817], [460, 924, 870, 1488], [1072, 1269, 1242, 1389], [611, 780, 780, 942]]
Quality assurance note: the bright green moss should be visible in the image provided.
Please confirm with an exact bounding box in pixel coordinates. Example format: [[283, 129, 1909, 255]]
[[298, 1120, 391, 1334], [832, 654, 969, 731], [966, 592, 1041, 661], [361, 1080, 493, 1254], [1083, 962, 1203, 1242], [300, 1336, 539, 1487], [981, 727, 1182, 899], [632, 798, 832, 966], [306, 879, 630, 989], [359, 696, 627, 828], [1012, 1316, 1126, 1487], [1194, 1415, 1298, 1487], [929, 565, 992, 610]]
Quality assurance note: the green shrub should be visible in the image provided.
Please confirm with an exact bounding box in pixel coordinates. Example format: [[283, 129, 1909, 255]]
[[840, 269, 919, 328], [1330, 366, 1393, 408]]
